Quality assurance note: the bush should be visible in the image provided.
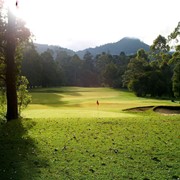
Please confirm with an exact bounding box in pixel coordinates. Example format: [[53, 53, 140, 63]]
[[17, 76, 32, 116]]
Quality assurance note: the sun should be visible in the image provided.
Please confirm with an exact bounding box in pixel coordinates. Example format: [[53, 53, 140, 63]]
[[4, 0, 32, 23], [10, 0, 46, 28], [4, 0, 18, 16], [14, 0, 30, 20]]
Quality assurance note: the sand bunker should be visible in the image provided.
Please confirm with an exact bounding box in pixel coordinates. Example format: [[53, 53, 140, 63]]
[[124, 105, 180, 115], [153, 106, 180, 115]]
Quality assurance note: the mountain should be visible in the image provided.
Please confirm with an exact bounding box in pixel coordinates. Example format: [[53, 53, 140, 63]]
[[34, 37, 150, 59], [76, 37, 150, 58], [34, 43, 75, 57]]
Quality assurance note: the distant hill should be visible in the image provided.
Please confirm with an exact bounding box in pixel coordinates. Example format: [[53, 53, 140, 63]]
[[34, 43, 75, 57], [34, 37, 150, 59], [76, 37, 150, 58]]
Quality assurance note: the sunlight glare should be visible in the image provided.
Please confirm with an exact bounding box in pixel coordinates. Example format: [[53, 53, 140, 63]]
[[4, 0, 34, 22], [3, 0, 180, 50], [5, 0, 19, 16]]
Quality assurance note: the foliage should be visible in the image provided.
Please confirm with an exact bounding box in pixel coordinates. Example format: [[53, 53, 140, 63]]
[[151, 35, 170, 53], [40, 50, 62, 87], [22, 48, 130, 88], [168, 22, 180, 97], [17, 76, 31, 115], [0, 76, 31, 119], [168, 21, 180, 44], [122, 52, 150, 96], [0, 88, 6, 118], [172, 63, 180, 97], [21, 44, 43, 87], [122, 24, 180, 98]]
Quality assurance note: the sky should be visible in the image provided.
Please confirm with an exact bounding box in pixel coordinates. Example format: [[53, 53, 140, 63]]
[[6, 0, 180, 51]]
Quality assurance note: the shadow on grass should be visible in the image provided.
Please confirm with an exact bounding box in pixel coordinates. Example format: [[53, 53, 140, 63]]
[[30, 88, 82, 96], [32, 93, 81, 108], [0, 119, 48, 179], [31, 89, 82, 108]]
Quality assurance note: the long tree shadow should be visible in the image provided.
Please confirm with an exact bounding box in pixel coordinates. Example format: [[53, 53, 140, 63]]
[[31, 89, 82, 107], [0, 119, 48, 179]]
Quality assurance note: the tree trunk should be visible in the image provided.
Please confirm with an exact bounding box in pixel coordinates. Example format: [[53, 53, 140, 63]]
[[5, 9, 18, 121]]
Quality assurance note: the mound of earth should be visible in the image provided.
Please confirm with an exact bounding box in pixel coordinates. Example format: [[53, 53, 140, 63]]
[[153, 106, 180, 115], [124, 105, 180, 115]]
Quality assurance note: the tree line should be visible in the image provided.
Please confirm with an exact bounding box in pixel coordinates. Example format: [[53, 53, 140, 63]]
[[22, 23, 180, 99], [21, 46, 130, 88]]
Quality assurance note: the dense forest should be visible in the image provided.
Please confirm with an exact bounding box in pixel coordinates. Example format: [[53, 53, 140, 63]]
[[21, 24, 180, 98], [22, 46, 130, 88]]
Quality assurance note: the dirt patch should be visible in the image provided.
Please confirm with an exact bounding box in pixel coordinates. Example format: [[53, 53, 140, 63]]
[[153, 106, 180, 115], [123, 106, 154, 112]]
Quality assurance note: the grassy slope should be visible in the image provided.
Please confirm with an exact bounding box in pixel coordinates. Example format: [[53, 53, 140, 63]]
[[0, 87, 179, 179]]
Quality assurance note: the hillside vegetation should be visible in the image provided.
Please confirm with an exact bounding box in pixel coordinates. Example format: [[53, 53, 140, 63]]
[[0, 87, 179, 179]]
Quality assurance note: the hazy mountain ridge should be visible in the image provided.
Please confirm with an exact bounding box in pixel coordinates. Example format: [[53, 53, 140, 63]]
[[76, 37, 150, 58], [34, 37, 150, 58], [34, 43, 75, 57]]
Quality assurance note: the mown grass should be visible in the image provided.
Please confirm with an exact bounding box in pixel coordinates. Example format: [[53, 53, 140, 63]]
[[0, 87, 179, 179], [23, 87, 174, 118]]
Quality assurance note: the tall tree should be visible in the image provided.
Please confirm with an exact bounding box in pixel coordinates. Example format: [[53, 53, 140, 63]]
[[102, 63, 118, 87], [169, 46, 180, 98], [70, 54, 82, 85], [21, 44, 42, 87], [151, 35, 170, 53], [172, 63, 180, 97], [150, 35, 170, 64], [41, 50, 62, 87], [5, 8, 18, 120], [0, 1, 30, 121], [122, 55, 148, 88], [168, 22, 180, 97], [81, 51, 98, 86], [168, 21, 180, 44]]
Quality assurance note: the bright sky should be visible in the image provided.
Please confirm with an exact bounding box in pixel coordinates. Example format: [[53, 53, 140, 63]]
[[7, 0, 180, 51]]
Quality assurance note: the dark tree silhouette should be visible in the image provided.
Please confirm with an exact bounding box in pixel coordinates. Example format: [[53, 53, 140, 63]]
[[5, 9, 18, 121]]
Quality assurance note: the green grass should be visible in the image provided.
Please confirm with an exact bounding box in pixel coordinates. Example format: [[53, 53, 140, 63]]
[[23, 87, 174, 118], [0, 87, 179, 179]]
